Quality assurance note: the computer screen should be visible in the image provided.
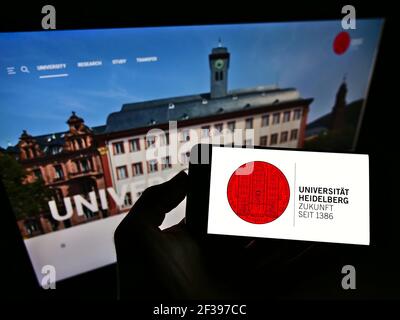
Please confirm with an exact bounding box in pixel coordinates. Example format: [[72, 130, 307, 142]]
[[0, 19, 383, 282]]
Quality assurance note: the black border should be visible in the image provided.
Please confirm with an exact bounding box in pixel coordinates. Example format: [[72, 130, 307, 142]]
[[0, 2, 397, 300], [0, 2, 389, 32]]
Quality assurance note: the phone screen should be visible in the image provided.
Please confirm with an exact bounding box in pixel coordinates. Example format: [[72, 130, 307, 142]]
[[207, 146, 369, 245]]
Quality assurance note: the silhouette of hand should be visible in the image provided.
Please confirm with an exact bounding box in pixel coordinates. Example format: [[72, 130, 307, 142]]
[[114, 171, 312, 299]]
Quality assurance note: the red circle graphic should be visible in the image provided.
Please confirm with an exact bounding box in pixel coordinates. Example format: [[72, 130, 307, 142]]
[[333, 31, 351, 55], [227, 161, 290, 224]]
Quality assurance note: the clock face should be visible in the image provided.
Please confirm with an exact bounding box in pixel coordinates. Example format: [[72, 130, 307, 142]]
[[214, 59, 224, 70]]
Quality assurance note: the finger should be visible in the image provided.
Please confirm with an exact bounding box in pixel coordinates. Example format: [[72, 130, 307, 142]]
[[116, 170, 188, 236]]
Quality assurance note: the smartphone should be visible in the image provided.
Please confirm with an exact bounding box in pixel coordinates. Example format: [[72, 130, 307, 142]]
[[186, 144, 369, 246]]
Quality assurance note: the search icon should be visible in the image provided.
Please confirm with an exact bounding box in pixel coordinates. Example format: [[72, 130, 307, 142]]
[[20, 66, 30, 73]]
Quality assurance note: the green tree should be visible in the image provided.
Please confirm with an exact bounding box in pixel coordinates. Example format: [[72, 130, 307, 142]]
[[0, 153, 52, 220]]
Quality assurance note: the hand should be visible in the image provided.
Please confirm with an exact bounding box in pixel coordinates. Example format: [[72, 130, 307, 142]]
[[114, 171, 220, 299], [114, 171, 313, 299]]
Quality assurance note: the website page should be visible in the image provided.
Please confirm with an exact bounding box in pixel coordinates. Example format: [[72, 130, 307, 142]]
[[0, 20, 382, 281]]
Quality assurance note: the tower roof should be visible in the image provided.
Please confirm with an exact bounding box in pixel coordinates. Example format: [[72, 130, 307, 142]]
[[67, 111, 84, 125], [19, 129, 32, 140], [211, 46, 228, 54]]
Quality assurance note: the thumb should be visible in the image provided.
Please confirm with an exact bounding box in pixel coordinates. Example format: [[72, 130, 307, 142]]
[[116, 170, 188, 236]]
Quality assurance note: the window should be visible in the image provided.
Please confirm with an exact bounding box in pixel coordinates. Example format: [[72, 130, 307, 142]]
[[260, 136, 268, 146], [270, 133, 278, 145], [50, 146, 61, 155], [54, 165, 64, 180], [283, 111, 291, 123], [214, 123, 223, 133], [215, 71, 223, 81], [116, 166, 128, 180], [244, 139, 253, 146], [124, 192, 133, 207], [161, 156, 172, 170], [129, 138, 140, 152], [272, 113, 280, 125], [81, 158, 92, 172], [227, 121, 236, 132], [181, 129, 190, 142], [82, 205, 97, 219], [145, 136, 156, 148], [147, 160, 158, 173], [73, 160, 80, 173], [201, 126, 210, 137], [245, 118, 253, 129], [160, 132, 169, 146], [132, 162, 143, 176], [293, 109, 302, 120], [262, 114, 270, 127], [290, 129, 299, 140], [280, 131, 288, 143], [24, 219, 40, 235], [77, 138, 84, 150], [33, 169, 43, 180], [113, 141, 125, 155], [24, 147, 32, 159]]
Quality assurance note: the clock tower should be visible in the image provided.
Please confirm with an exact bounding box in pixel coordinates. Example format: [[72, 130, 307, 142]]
[[209, 40, 230, 99]]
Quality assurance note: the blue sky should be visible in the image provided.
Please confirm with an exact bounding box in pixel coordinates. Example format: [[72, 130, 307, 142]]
[[0, 19, 383, 147]]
